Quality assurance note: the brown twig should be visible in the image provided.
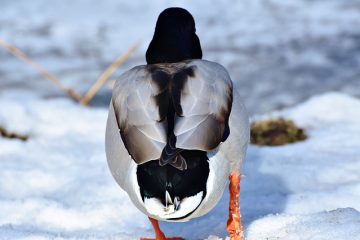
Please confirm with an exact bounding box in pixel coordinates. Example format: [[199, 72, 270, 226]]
[[0, 38, 82, 102], [80, 42, 140, 105]]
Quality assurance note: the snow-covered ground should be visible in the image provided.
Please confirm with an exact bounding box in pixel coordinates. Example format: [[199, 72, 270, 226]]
[[1, 0, 360, 113], [1, 91, 360, 240]]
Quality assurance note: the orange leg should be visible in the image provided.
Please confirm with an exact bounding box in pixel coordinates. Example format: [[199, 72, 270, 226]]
[[226, 172, 244, 240], [140, 217, 183, 240]]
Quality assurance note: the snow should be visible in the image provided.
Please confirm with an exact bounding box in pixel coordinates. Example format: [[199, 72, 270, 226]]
[[247, 208, 360, 240], [1, 91, 360, 239]]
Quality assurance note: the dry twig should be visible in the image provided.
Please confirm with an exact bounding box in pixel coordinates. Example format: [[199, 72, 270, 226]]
[[0, 38, 82, 102], [80, 42, 140, 105]]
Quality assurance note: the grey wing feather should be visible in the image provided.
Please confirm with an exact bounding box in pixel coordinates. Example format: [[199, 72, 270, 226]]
[[174, 60, 233, 151], [219, 88, 250, 171], [112, 66, 167, 164]]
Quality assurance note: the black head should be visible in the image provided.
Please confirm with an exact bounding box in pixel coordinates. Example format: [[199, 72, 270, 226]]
[[146, 7, 202, 64]]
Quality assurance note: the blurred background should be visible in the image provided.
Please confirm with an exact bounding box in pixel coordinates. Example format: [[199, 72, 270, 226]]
[[2, 0, 360, 114]]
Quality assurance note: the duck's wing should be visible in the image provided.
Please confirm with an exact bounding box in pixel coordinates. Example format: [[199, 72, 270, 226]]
[[111, 61, 235, 166], [111, 66, 167, 164], [173, 60, 233, 151], [219, 88, 250, 171]]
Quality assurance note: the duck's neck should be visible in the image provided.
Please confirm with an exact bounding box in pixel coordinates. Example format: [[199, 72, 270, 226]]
[[146, 32, 202, 64]]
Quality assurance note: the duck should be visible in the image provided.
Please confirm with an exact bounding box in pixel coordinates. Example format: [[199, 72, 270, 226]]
[[105, 7, 249, 240]]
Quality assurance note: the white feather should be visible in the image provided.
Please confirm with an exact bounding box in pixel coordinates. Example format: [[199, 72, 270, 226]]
[[144, 191, 204, 220]]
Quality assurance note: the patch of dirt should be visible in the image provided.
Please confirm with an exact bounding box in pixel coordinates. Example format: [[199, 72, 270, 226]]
[[0, 126, 28, 141], [250, 118, 307, 146]]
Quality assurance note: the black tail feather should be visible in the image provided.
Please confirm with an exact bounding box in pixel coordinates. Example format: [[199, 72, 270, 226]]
[[159, 133, 187, 170], [170, 154, 187, 170]]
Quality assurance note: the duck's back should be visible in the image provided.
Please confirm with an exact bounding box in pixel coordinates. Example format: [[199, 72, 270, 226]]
[[109, 59, 233, 167]]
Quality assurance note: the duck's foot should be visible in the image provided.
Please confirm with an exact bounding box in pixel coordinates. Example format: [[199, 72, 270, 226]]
[[140, 238, 183, 240], [226, 172, 244, 240], [140, 217, 183, 240]]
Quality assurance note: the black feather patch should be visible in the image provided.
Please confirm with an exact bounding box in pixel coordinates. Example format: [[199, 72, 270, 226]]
[[151, 69, 171, 121], [150, 66, 196, 170], [171, 67, 193, 116], [137, 150, 209, 209]]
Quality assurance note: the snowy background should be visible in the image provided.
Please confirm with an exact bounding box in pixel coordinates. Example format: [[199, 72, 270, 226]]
[[1, 0, 360, 239], [2, 0, 360, 113]]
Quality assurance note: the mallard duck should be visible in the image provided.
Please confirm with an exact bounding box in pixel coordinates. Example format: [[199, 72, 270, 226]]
[[105, 7, 249, 240]]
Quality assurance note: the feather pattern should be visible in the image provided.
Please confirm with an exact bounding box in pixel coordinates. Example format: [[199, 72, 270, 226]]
[[174, 60, 233, 150], [112, 67, 167, 164], [111, 60, 233, 166]]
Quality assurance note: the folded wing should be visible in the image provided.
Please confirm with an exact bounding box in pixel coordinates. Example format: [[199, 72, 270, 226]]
[[112, 66, 168, 164], [174, 60, 233, 151]]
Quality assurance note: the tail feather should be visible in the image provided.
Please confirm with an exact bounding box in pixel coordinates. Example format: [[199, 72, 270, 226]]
[[170, 154, 187, 170], [159, 133, 187, 170]]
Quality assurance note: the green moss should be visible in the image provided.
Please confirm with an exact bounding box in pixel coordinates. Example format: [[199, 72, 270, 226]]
[[250, 118, 307, 146]]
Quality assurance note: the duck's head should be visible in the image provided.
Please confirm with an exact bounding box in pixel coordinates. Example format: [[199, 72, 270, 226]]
[[146, 7, 202, 64]]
